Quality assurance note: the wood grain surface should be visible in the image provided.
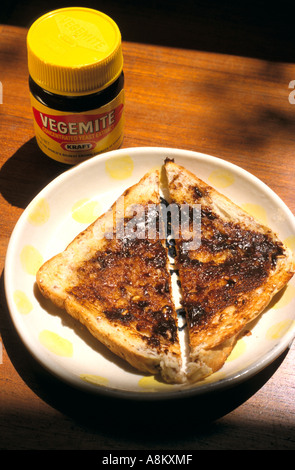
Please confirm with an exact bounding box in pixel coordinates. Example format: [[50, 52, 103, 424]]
[[0, 23, 295, 450]]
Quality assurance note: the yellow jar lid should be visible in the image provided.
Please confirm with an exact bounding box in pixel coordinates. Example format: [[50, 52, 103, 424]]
[[27, 7, 123, 95]]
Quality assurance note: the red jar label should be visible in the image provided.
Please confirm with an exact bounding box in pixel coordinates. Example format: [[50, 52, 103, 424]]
[[30, 90, 124, 164]]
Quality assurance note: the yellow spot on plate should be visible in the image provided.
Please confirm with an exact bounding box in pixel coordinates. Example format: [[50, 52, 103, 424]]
[[241, 203, 267, 225], [266, 319, 295, 340], [105, 155, 134, 180], [80, 374, 109, 387], [138, 375, 174, 391], [284, 235, 295, 252], [272, 284, 295, 309], [208, 169, 235, 188], [13, 290, 33, 315], [20, 245, 43, 275], [202, 369, 226, 384], [226, 338, 247, 361], [39, 330, 73, 357], [72, 198, 101, 224], [27, 198, 50, 226]]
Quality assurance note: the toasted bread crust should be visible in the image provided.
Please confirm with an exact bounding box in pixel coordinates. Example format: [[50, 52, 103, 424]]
[[164, 159, 295, 381]]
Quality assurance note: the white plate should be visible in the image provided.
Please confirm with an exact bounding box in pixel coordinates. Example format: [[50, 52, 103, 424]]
[[4, 147, 295, 399]]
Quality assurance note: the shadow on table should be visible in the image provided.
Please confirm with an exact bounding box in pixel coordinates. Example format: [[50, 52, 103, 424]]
[[0, 270, 289, 447], [0, 137, 69, 209], [1, 0, 295, 63]]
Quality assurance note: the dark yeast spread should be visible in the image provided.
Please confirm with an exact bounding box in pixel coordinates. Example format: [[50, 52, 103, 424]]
[[176, 202, 285, 328], [68, 233, 178, 350]]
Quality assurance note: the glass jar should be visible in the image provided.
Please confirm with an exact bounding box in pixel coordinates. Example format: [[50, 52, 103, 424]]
[[27, 7, 125, 165]]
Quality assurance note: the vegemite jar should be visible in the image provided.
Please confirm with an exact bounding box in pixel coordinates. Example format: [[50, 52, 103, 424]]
[[27, 7, 124, 164]]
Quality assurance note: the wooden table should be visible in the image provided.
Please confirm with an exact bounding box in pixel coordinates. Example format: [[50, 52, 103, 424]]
[[0, 24, 295, 451]]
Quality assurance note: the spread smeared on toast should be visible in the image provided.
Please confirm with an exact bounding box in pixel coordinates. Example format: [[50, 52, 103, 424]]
[[68, 236, 178, 350], [177, 209, 286, 330], [36, 169, 184, 384], [36, 161, 295, 385], [164, 159, 294, 381]]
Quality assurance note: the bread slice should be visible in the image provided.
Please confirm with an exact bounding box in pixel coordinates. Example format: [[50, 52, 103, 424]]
[[36, 160, 295, 386], [163, 159, 295, 382], [36, 169, 184, 384]]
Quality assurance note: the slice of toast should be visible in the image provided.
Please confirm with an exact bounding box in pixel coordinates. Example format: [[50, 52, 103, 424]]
[[164, 159, 295, 382], [36, 169, 184, 384]]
